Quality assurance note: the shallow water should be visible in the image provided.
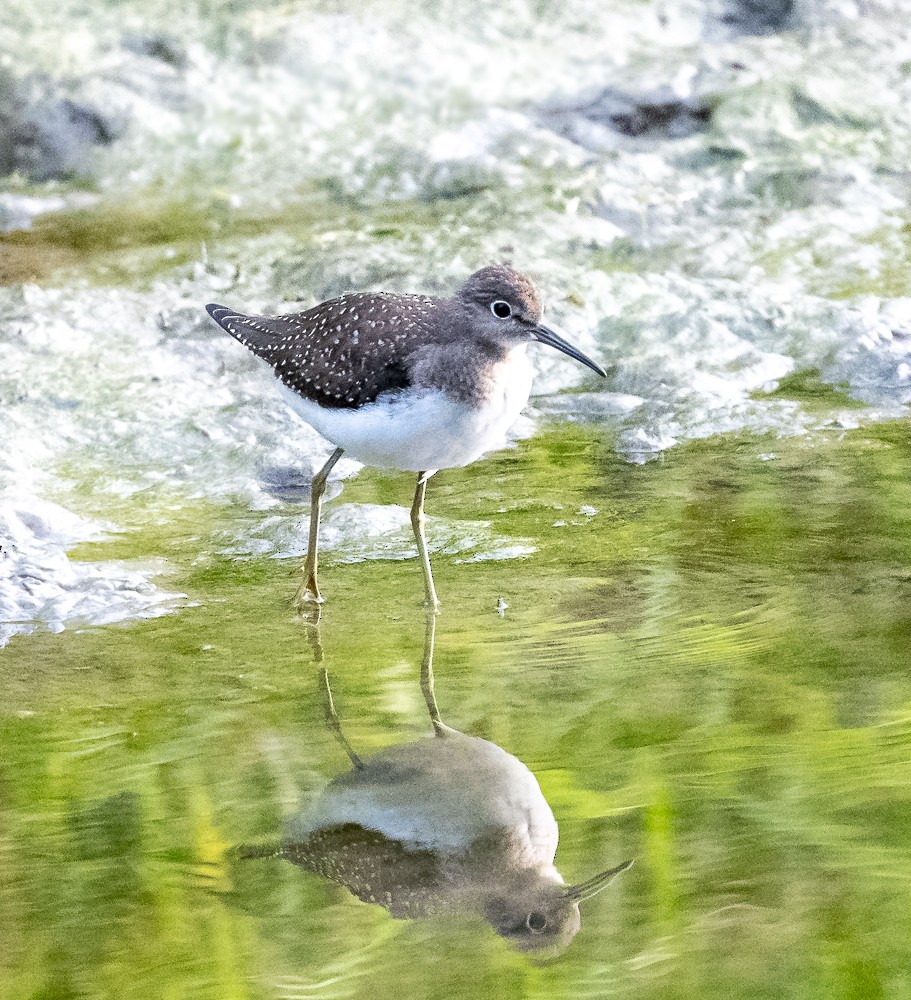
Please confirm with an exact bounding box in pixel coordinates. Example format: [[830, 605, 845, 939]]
[[3, 0, 911, 995], [4, 421, 911, 998]]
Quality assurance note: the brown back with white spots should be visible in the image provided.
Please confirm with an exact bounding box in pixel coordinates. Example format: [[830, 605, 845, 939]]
[[282, 823, 443, 918], [206, 291, 442, 409]]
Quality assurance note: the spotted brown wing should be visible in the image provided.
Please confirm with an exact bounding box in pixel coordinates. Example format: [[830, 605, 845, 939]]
[[206, 292, 441, 410], [281, 823, 445, 918]]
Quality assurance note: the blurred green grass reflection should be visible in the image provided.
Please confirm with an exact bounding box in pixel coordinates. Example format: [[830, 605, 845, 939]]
[[2, 419, 911, 999]]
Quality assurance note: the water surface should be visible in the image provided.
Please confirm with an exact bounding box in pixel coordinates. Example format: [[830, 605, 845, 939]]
[[3, 420, 911, 998]]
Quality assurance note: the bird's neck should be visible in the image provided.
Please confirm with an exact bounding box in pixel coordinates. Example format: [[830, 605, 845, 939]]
[[411, 338, 530, 407]]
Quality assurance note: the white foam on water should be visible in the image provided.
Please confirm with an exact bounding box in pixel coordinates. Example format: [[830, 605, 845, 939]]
[[215, 502, 535, 564], [0, 496, 184, 646]]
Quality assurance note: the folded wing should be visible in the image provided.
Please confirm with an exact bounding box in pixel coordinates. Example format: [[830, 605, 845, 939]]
[[206, 292, 440, 409]]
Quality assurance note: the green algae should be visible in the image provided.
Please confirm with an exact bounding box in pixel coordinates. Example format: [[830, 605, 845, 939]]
[[0, 183, 560, 290], [751, 368, 867, 412], [0, 189, 328, 287], [3, 418, 911, 999]]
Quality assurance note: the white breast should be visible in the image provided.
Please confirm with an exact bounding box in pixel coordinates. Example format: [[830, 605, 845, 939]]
[[276, 347, 534, 473], [291, 732, 559, 863]]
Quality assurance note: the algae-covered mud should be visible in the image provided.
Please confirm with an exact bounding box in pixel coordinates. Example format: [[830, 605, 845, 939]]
[[0, 0, 911, 637], [3, 0, 911, 996], [4, 0, 911, 640]]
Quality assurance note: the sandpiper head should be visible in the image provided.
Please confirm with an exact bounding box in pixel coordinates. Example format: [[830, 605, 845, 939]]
[[483, 878, 582, 956], [456, 264, 607, 377], [482, 859, 633, 956], [457, 263, 544, 325]]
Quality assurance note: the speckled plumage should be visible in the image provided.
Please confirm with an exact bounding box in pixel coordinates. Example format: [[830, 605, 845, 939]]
[[282, 823, 442, 918], [237, 614, 632, 949], [205, 265, 605, 605], [278, 728, 563, 923], [207, 291, 442, 410]]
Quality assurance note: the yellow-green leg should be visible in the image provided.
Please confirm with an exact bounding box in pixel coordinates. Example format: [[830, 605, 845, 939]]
[[410, 471, 440, 613], [302, 604, 364, 768], [419, 607, 450, 737], [295, 447, 344, 607], [318, 663, 363, 768]]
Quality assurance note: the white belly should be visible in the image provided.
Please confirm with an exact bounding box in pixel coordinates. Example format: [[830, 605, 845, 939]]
[[277, 351, 534, 473], [290, 732, 558, 863]]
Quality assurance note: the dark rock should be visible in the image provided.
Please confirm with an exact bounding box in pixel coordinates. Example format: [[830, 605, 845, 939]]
[[539, 85, 714, 149], [716, 0, 795, 35], [0, 72, 124, 182], [258, 465, 343, 505], [122, 32, 188, 70]]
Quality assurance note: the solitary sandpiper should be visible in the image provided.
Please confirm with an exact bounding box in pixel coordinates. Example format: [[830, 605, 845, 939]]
[[206, 264, 606, 609], [239, 611, 632, 954]]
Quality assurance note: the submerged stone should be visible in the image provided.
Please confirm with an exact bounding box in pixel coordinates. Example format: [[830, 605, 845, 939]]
[[714, 0, 796, 35], [121, 32, 188, 70], [538, 84, 714, 150], [0, 71, 123, 182]]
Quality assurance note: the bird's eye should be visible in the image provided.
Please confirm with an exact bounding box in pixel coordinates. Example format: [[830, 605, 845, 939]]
[[526, 912, 548, 933], [490, 300, 512, 319]]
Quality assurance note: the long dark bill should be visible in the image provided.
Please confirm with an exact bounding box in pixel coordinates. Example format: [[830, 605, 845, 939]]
[[564, 859, 634, 902], [533, 324, 607, 377]]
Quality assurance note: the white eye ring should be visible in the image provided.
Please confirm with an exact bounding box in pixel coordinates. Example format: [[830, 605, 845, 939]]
[[490, 300, 512, 319], [526, 912, 548, 932]]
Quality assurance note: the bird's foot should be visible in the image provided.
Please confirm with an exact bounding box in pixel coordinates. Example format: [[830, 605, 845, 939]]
[[294, 575, 323, 609]]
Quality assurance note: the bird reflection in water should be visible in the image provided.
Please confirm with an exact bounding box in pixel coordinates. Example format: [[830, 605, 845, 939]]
[[244, 611, 631, 955]]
